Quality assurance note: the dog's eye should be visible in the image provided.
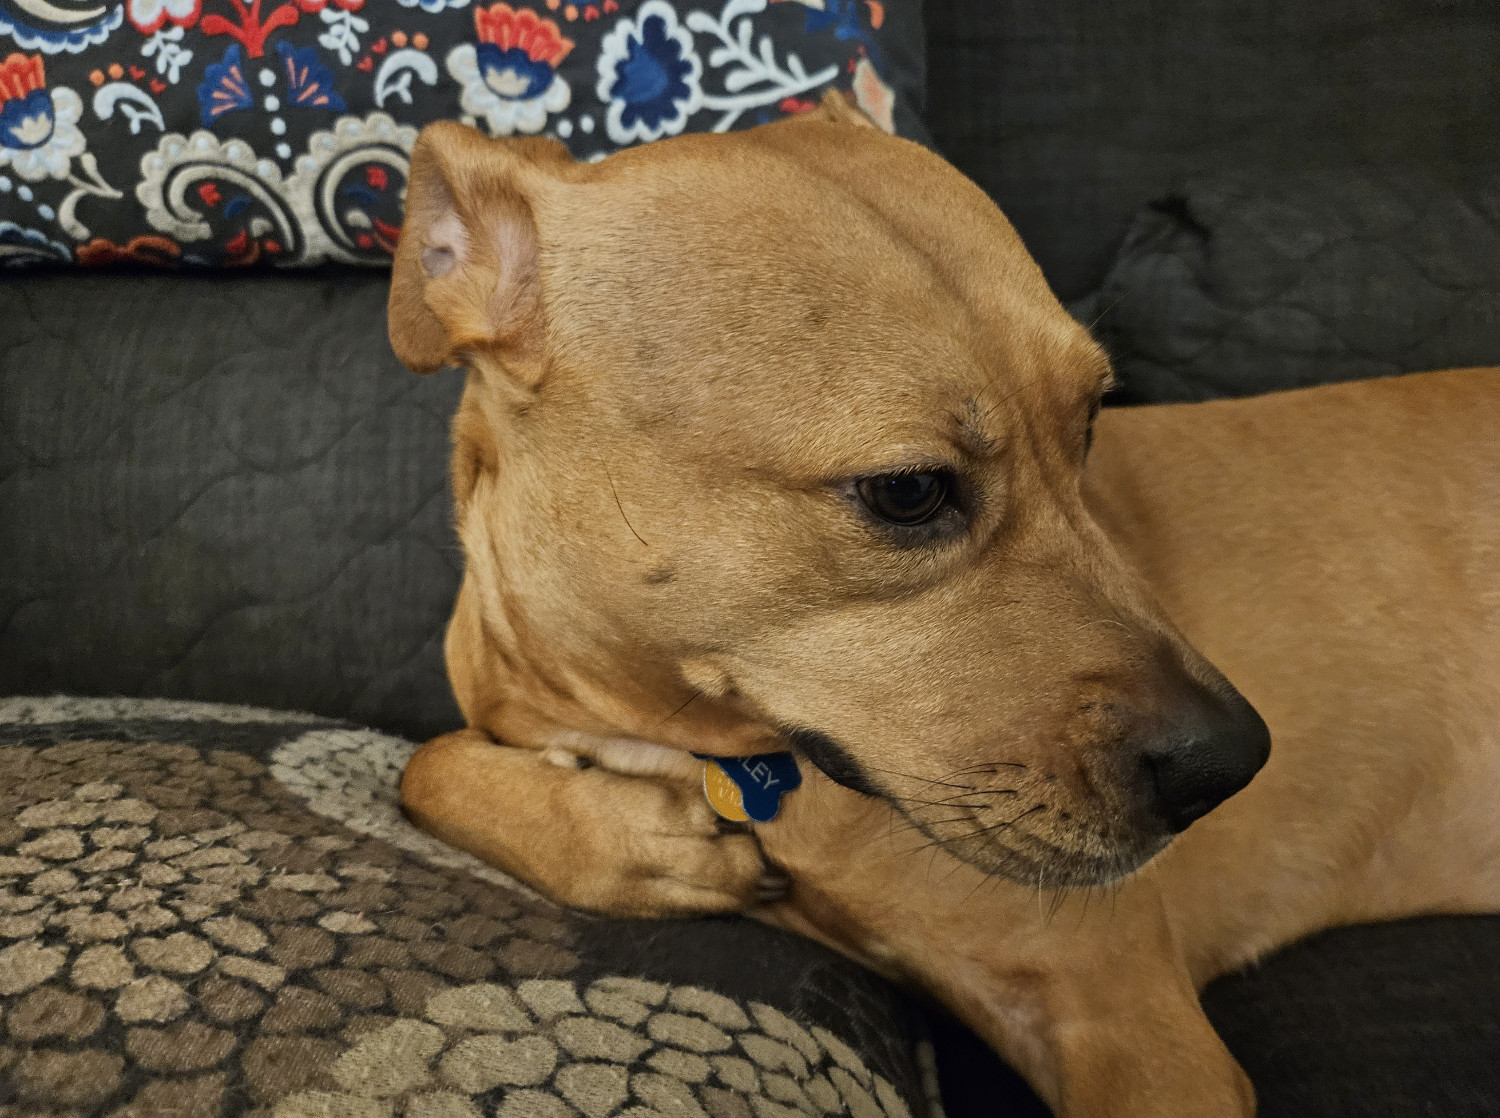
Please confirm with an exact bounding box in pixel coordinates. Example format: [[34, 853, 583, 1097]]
[[856, 470, 950, 526]]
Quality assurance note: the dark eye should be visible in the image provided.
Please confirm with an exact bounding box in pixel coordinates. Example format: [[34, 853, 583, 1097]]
[[856, 470, 950, 526]]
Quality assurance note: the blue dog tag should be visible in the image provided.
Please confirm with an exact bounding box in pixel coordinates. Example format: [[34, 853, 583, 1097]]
[[697, 752, 803, 822]]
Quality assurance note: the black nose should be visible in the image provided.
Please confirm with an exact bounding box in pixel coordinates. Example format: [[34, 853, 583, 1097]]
[[1141, 687, 1270, 833]]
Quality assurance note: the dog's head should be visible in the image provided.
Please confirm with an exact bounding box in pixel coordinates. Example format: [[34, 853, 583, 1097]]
[[388, 96, 1269, 886]]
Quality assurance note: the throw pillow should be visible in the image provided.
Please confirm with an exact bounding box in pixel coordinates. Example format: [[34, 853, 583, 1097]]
[[0, 0, 925, 267]]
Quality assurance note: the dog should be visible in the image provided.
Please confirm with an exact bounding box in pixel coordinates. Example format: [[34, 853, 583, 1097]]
[[387, 93, 1500, 1116]]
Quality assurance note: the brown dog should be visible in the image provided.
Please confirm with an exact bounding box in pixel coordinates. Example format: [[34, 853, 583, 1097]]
[[387, 95, 1500, 1116]]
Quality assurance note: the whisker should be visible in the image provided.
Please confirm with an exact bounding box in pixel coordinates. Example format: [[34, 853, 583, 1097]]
[[907, 813, 977, 830], [863, 765, 980, 791], [1081, 290, 1127, 334], [961, 803, 1046, 838], [600, 459, 649, 548], [887, 790, 1018, 809], [902, 828, 973, 857], [1046, 884, 1068, 923], [656, 689, 702, 728], [950, 761, 1029, 775]]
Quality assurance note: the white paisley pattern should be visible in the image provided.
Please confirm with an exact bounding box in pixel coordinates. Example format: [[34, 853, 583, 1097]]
[[284, 110, 416, 261], [136, 130, 289, 242]]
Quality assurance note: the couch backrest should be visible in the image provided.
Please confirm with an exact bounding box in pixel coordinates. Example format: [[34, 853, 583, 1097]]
[[925, 0, 1500, 303], [5, 0, 1499, 735]]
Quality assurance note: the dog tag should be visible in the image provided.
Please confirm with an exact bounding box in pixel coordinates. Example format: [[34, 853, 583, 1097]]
[[699, 753, 802, 823]]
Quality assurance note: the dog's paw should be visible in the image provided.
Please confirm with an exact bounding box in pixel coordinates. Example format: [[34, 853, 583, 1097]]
[[557, 763, 788, 919], [399, 730, 787, 920]]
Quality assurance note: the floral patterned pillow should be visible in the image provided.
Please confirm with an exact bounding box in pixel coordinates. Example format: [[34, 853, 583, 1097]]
[[0, 0, 925, 267]]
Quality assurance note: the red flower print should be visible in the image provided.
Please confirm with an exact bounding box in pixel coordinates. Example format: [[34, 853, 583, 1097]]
[[200, 0, 302, 59], [0, 52, 45, 104], [473, 3, 574, 67], [76, 235, 182, 267], [128, 0, 201, 35]]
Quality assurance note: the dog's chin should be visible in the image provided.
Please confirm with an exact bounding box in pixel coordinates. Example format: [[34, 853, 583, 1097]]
[[788, 728, 1173, 886], [905, 811, 1173, 889]]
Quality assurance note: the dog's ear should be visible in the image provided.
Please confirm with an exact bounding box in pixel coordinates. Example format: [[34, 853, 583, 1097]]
[[388, 122, 570, 381], [811, 89, 878, 130]]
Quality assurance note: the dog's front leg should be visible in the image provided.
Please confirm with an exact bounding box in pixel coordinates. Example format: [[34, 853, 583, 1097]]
[[782, 880, 1254, 1118], [759, 772, 1254, 1118], [1020, 954, 1253, 1118], [401, 729, 785, 917]]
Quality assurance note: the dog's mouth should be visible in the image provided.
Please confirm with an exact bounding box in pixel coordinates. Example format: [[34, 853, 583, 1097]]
[[897, 808, 1172, 889], [781, 727, 887, 799], [784, 724, 1167, 889]]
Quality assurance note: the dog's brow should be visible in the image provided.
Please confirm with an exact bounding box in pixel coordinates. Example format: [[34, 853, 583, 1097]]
[[951, 398, 1000, 458]]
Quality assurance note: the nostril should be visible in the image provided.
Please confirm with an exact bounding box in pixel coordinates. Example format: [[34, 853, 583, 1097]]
[[1143, 698, 1271, 833], [1143, 749, 1221, 832]]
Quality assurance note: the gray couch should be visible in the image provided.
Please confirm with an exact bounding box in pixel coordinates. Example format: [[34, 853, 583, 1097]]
[[5, 2, 1500, 1114]]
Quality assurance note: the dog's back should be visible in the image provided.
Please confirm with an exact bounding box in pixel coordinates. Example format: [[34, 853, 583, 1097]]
[[1087, 367, 1500, 976]]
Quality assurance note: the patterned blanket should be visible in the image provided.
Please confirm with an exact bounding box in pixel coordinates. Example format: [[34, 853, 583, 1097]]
[[0, 696, 937, 1118]]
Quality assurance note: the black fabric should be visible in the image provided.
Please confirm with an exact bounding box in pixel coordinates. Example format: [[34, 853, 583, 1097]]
[[1089, 171, 1500, 403], [1202, 916, 1500, 1118], [922, 1005, 1046, 1118], [0, 269, 465, 740], [0, 0, 926, 267], [924, 0, 1500, 303]]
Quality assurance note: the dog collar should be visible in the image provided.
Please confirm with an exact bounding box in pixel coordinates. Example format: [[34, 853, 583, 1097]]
[[696, 752, 802, 822]]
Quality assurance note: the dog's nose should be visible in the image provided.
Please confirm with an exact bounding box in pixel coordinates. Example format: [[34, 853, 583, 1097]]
[[1141, 687, 1270, 833]]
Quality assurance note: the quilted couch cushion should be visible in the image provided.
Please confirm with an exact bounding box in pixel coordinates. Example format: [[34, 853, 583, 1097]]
[[0, 269, 463, 739], [1201, 915, 1500, 1118], [0, 696, 937, 1118], [0, 0, 926, 267], [1091, 171, 1500, 403], [924, 0, 1500, 302]]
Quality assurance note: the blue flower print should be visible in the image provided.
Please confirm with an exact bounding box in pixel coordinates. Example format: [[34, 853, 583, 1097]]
[[595, 0, 701, 145], [611, 17, 688, 123], [197, 44, 254, 128], [0, 1, 122, 56], [445, 3, 573, 136], [803, 0, 860, 38], [0, 88, 53, 150], [277, 42, 347, 112], [804, 0, 884, 71], [0, 53, 85, 181], [474, 43, 553, 101]]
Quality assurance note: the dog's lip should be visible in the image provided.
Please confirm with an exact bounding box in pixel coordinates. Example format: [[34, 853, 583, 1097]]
[[779, 725, 1172, 885], [781, 726, 886, 800], [894, 802, 1170, 888]]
